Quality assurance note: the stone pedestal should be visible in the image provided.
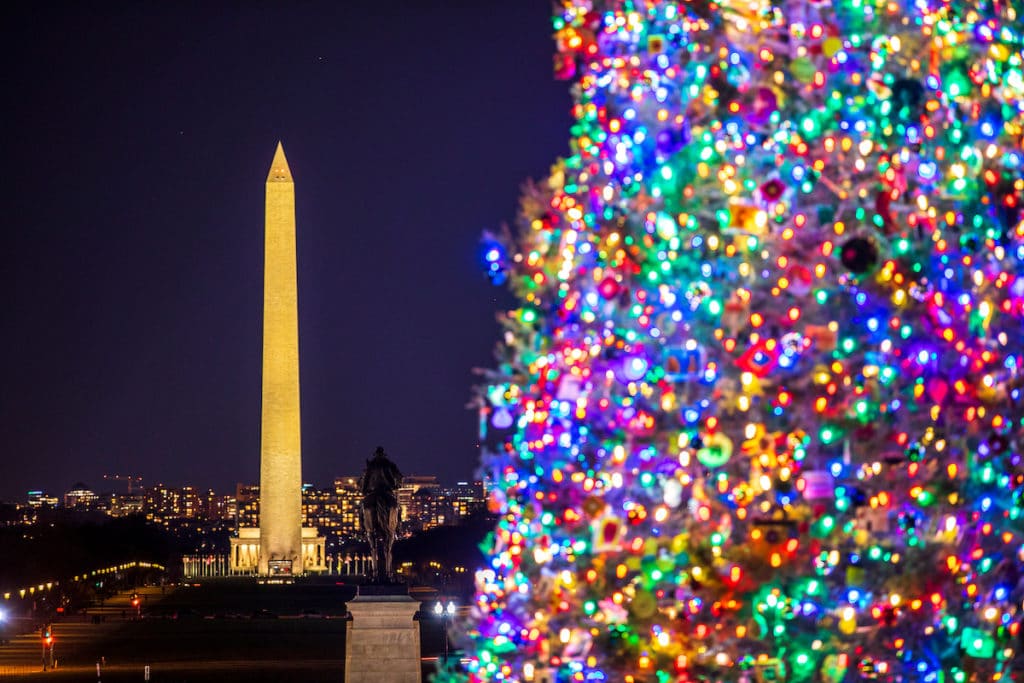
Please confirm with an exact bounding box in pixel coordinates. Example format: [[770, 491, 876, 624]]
[[345, 590, 421, 683]]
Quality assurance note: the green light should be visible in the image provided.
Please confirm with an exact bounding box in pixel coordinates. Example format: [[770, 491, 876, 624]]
[[521, 308, 537, 324], [961, 627, 996, 658], [820, 427, 837, 444]]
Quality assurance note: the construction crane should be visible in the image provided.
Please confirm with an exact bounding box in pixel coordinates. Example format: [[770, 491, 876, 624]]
[[103, 474, 143, 494]]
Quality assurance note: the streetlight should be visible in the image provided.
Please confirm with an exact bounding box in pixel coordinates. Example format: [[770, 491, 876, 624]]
[[433, 600, 456, 667]]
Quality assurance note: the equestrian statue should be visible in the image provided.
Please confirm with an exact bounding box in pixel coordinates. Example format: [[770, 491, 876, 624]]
[[360, 446, 403, 583]]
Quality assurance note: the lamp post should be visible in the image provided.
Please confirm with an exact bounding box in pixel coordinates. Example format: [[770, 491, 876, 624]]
[[433, 600, 456, 668]]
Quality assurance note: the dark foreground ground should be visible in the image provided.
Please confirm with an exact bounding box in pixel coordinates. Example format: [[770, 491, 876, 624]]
[[0, 579, 459, 682]]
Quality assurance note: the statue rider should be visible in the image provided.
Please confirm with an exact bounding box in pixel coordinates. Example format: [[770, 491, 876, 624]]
[[360, 446, 403, 582]]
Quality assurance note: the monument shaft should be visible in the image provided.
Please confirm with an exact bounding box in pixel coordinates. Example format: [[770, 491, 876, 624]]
[[258, 142, 303, 575]]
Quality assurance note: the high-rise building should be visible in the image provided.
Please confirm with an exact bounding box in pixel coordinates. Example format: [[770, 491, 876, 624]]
[[334, 477, 363, 537], [230, 144, 324, 576]]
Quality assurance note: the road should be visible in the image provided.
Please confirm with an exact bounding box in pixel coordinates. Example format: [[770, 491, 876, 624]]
[[0, 585, 163, 678]]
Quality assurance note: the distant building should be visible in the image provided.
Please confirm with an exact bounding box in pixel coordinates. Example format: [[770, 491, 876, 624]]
[[64, 483, 98, 510], [106, 492, 144, 517], [398, 475, 440, 526], [180, 486, 204, 519], [445, 481, 487, 521], [405, 481, 486, 532], [409, 487, 447, 531], [334, 477, 363, 537], [204, 490, 235, 521], [236, 483, 260, 528], [302, 485, 340, 534], [27, 490, 58, 509], [144, 484, 176, 524]]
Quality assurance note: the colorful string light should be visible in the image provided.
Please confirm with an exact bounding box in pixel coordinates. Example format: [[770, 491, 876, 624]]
[[463, 1, 1024, 681]]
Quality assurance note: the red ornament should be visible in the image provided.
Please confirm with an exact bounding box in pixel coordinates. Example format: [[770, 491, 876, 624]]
[[598, 276, 620, 299]]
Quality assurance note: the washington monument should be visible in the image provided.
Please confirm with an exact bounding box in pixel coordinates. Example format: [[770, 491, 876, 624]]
[[230, 143, 324, 576], [258, 141, 304, 575]]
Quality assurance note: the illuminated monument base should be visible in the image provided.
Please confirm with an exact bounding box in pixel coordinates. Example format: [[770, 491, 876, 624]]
[[229, 527, 326, 575]]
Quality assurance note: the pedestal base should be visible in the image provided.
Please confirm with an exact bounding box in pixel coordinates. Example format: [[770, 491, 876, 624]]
[[345, 588, 421, 683]]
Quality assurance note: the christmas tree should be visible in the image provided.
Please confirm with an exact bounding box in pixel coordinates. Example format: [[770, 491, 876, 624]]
[[466, 1, 1024, 681]]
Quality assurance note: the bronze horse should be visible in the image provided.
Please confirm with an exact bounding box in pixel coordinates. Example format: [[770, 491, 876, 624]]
[[360, 447, 402, 583]]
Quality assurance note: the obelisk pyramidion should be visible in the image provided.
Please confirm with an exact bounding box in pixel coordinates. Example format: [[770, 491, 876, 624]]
[[258, 142, 304, 576]]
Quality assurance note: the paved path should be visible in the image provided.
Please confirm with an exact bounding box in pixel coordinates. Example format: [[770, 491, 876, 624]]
[[0, 585, 164, 678]]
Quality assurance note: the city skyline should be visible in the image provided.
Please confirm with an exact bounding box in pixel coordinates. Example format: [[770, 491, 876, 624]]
[[6, 473, 488, 553], [5, 469, 485, 505], [0, 1, 569, 500]]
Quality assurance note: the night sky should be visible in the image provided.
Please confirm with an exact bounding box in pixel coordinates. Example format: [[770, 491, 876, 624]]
[[1, 1, 569, 501]]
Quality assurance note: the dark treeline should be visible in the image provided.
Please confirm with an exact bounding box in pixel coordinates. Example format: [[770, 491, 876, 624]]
[[393, 510, 496, 598], [0, 513, 176, 591]]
